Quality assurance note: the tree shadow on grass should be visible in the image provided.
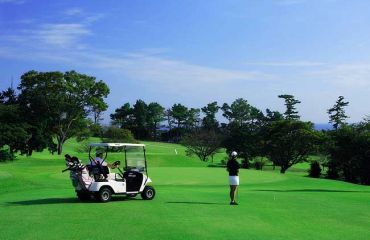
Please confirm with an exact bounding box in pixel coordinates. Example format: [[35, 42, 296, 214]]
[[7, 196, 139, 206], [166, 201, 226, 205], [252, 189, 369, 193]]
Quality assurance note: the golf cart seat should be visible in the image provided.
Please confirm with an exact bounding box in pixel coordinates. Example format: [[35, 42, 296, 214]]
[[88, 165, 110, 181]]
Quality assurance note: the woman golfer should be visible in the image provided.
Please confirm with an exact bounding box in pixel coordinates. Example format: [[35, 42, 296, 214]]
[[227, 151, 240, 205]]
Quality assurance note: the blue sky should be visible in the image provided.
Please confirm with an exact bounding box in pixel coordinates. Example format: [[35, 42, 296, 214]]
[[0, 0, 369, 123]]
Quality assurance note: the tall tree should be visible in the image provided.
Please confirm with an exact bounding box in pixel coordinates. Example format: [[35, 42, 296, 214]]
[[278, 94, 301, 120], [327, 96, 349, 130], [0, 87, 18, 105], [110, 103, 134, 129], [171, 103, 188, 128], [147, 102, 165, 140], [264, 120, 320, 173], [185, 108, 201, 129], [132, 99, 149, 139], [221, 98, 253, 126], [222, 98, 265, 168], [18, 70, 110, 155], [181, 129, 222, 162], [0, 104, 30, 155], [164, 108, 173, 131], [201, 101, 220, 130]]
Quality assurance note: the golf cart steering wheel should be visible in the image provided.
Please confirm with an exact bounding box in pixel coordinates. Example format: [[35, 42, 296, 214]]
[[112, 161, 121, 167]]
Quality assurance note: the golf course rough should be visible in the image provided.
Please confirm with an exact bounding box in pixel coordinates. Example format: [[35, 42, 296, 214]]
[[0, 139, 369, 240]]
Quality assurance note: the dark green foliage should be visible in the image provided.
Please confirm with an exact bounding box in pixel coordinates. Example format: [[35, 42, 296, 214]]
[[264, 108, 284, 122], [0, 87, 18, 105], [327, 96, 349, 130], [132, 99, 149, 139], [253, 157, 267, 170], [309, 161, 322, 178], [103, 126, 136, 143], [241, 159, 250, 169], [18, 70, 110, 155], [264, 120, 320, 173], [222, 98, 266, 168], [223, 123, 263, 168], [110, 101, 165, 140], [201, 101, 220, 130], [147, 102, 165, 140], [185, 108, 200, 129], [326, 122, 370, 185], [0, 149, 15, 162], [89, 123, 104, 138], [221, 98, 260, 125], [162, 127, 187, 143], [278, 94, 301, 120], [154, 103, 200, 142], [171, 103, 189, 128], [181, 129, 222, 162], [110, 103, 135, 129], [326, 161, 340, 179], [0, 104, 30, 154]]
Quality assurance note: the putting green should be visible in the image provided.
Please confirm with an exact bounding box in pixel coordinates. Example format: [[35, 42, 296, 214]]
[[0, 140, 369, 240]]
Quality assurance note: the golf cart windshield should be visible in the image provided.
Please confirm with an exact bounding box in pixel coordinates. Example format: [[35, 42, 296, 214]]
[[125, 147, 146, 172]]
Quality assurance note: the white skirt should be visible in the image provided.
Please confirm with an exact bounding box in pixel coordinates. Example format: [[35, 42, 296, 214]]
[[229, 176, 239, 186]]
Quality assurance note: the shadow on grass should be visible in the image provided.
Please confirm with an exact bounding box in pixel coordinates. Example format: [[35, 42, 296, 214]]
[[7, 196, 140, 206], [252, 189, 369, 193], [166, 201, 226, 205]]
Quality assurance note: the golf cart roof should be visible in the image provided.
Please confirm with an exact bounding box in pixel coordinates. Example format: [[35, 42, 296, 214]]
[[88, 143, 146, 148]]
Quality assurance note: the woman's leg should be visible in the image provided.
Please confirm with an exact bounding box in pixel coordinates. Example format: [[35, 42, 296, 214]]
[[230, 185, 237, 202]]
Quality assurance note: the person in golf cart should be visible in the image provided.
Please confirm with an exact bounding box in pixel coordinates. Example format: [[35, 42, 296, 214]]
[[87, 151, 117, 180], [90, 151, 108, 166]]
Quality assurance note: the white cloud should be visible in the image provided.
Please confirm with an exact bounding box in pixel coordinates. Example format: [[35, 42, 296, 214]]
[[28, 23, 91, 48], [63, 8, 104, 24], [88, 53, 273, 87], [308, 63, 370, 87], [244, 61, 325, 67]]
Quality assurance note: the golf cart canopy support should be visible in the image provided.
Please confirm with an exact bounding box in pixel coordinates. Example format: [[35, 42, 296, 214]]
[[88, 143, 148, 176], [88, 143, 146, 148]]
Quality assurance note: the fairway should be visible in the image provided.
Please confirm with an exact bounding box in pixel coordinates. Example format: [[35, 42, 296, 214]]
[[0, 140, 369, 240]]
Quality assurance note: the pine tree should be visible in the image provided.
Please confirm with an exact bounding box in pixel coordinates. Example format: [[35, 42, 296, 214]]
[[278, 94, 301, 120], [327, 96, 349, 130]]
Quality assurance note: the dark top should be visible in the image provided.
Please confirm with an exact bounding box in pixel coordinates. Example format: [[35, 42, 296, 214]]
[[227, 158, 240, 176]]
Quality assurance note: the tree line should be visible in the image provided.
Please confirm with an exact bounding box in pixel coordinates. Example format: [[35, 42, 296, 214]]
[[0, 70, 369, 185], [106, 93, 369, 185]]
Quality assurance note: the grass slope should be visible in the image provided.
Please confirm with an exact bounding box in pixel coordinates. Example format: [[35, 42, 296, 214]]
[[0, 139, 369, 240]]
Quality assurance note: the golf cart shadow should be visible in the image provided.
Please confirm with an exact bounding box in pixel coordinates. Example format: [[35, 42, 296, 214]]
[[8, 196, 140, 206]]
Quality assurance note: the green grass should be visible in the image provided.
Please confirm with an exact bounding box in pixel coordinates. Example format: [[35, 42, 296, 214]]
[[0, 139, 369, 240]]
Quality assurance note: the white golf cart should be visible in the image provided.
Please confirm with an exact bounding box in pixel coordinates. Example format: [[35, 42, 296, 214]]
[[63, 143, 155, 202]]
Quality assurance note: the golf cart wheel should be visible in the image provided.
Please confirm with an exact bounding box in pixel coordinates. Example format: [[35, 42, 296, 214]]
[[77, 191, 91, 201], [141, 186, 155, 200], [98, 187, 112, 203]]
